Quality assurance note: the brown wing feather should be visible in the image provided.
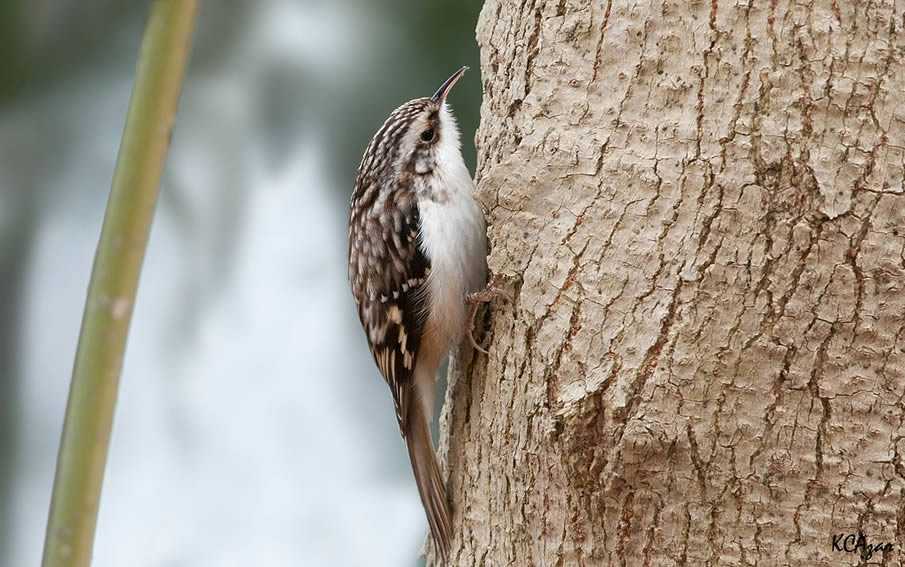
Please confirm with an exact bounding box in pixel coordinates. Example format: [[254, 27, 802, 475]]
[[349, 189, 429, 430]]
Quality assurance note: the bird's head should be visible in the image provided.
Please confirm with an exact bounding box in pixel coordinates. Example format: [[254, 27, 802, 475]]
[[356, 67, 469, 186]]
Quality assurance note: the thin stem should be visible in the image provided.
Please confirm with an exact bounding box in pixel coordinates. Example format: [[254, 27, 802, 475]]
[[41, 2, 199, 566]]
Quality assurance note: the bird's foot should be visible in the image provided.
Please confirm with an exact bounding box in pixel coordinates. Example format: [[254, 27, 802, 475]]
[[465, 273, 509, 354]]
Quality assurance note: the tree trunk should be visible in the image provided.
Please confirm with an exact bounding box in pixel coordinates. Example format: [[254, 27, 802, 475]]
[[440, 0, 905, 565]]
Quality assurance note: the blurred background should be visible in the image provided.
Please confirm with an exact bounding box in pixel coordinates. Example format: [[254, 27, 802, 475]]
[[0, 1, 483, 565]]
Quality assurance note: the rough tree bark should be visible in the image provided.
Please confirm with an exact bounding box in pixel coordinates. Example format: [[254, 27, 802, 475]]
[[438, 0, 905, 565]]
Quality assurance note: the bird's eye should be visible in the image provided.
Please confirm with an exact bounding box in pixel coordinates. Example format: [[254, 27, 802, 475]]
[[420, 128, 435, 143]]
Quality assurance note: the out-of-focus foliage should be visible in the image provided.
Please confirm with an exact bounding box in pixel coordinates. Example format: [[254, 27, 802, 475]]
[[0, 1, 483, 566]]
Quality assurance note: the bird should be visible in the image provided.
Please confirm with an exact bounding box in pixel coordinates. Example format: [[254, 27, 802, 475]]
[[348, 66, 494, 562]]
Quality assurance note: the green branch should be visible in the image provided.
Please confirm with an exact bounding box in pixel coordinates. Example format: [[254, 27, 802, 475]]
[[41, 2, 199, 566]]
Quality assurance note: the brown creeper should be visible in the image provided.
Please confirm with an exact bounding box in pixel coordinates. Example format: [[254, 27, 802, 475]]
[[348, 67, 488, 561]]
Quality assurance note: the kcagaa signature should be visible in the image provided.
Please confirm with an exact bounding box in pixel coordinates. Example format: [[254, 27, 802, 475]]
[[832, 533, 892, 560]]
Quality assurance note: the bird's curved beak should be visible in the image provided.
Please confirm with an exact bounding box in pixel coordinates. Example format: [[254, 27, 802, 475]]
[[431, 66, 469, 103]]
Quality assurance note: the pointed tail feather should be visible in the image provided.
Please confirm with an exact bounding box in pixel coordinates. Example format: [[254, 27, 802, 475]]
[[405, 402, 452, 562]]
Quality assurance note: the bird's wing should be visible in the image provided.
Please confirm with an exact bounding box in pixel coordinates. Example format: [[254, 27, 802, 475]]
[[350, 199, 429, 431]]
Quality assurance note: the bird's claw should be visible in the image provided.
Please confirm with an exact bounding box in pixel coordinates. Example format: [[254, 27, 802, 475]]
[[465, 273, 509, 354], [467, 303, 490, 354], [465, 273, 509, 304]]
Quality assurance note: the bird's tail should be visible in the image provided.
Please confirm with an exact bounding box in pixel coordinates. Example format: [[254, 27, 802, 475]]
[[405, 401, 452, 562]]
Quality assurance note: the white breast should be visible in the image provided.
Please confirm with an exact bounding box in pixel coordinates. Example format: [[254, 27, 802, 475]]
[[417, 103, 487, 357]]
